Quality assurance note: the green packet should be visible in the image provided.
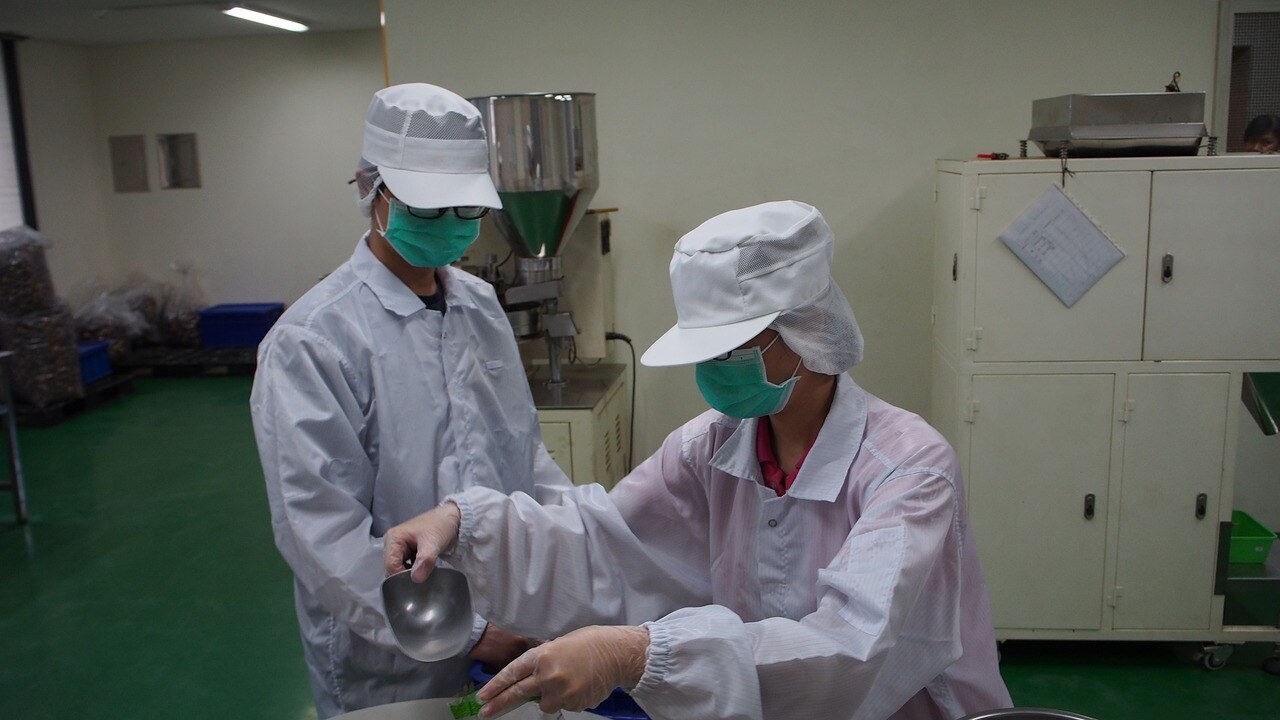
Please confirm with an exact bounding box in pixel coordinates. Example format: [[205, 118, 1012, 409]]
[[449, 691, 485, 719], [449, 690, 541, 719]]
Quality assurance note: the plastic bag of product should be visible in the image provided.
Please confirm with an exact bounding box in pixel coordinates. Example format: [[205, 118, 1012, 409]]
[[0, 303, 84, 408], [158, 262, 206, 348], [0, 225, 57, 316], [69, 279, 148, 363], [114, 274, 167, 345]]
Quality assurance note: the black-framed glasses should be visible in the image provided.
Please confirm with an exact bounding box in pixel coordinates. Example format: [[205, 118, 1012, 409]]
[[378, 189, 491, 220], [405, 205, 491, 220]]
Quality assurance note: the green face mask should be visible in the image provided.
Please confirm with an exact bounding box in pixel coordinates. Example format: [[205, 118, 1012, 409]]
[[694, 335, 802, 419], [378, 196, 480, 268]]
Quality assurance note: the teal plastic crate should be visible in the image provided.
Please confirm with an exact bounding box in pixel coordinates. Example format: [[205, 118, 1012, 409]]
[[1231, 510, 1277, 564]]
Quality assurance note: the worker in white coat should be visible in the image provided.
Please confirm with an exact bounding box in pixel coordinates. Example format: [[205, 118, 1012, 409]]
[[250, 83, 571, 719], [383, 201, 1012, 720]]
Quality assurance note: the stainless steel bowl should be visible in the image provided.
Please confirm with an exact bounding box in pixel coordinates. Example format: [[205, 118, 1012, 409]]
[[381, 567, 473, 662]]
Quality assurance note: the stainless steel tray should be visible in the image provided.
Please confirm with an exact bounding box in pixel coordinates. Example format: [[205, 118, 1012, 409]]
[[1028, 92, 1207, 157]]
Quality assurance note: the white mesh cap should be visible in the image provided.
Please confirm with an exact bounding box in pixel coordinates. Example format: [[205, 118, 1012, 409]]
[[359, 83, 501, 210], [641, 200, 863, 374]]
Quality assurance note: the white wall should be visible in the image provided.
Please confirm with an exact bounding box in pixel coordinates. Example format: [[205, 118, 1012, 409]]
[[384, 0, 1221, 456], [22, 30, 384, 304], [19, 40, 116, 293]]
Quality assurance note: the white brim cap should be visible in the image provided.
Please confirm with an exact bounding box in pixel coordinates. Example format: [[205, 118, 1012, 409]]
[[640, 311, 780, 367], [362, 83, 504, 210], [378, 165, 502, 210]]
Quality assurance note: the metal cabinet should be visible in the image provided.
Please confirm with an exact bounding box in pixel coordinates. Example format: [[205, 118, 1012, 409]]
[[533, 363, 630, 490], [932, 155, 1280, 644], [968, 373, 1114, 631], [969, 171, 1150, 362], [1145, 169, 1280, 360], [1114, 373, 1229, 630]]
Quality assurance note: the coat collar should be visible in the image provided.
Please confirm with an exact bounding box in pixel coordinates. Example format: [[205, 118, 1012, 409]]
[[350, 234, 476, 317], [709, 373, 867, 502]]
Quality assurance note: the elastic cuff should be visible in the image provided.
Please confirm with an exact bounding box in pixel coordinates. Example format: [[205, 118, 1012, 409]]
[[443, 492, 478, 557], [631, 621, 673, 693]]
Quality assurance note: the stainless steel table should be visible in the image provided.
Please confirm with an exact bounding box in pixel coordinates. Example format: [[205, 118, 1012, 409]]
[[332, 699, 602, 720]]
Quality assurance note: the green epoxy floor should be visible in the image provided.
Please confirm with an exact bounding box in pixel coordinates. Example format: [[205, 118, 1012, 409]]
[[1, 377, 1278, 719], [0, 378, 313, 720]]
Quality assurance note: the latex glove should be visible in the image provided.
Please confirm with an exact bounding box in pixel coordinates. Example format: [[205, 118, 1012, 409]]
[[475, 625, 649, 718], [470, 623, 537, 670], [382, 502, 461, 582]]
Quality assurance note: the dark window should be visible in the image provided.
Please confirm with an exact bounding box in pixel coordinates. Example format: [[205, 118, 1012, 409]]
[[0, 38, 35, 228]]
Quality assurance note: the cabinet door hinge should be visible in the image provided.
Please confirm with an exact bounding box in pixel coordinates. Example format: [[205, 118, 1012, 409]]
[[964, 400, 980, 424], [1107, 586, 1122, 608], [1118, 398, 1136, 423], [964, 327, 982, 351], [969, 185, 987, 211]]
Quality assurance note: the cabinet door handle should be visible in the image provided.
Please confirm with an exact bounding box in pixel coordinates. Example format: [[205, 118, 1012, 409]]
[[1195, 493, 1207, 520], [952, 253, 958, 282], [1084, 493, 1096, 520], [1161, 253, 1174, 283]]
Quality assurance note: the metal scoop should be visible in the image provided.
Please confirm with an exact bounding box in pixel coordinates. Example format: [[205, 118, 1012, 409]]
[[382, 563, 473, 662]]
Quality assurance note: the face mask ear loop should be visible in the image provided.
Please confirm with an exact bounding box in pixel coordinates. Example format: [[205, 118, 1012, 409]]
[[761, 332, 783, 356], [762, 331, 802, 384], [374, 187, 391, 236]]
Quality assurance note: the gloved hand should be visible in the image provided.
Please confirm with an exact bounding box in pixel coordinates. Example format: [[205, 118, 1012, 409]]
[[470, 623, 537, 670], [382, 501, 461, 582], [475, 625, 650, 718]]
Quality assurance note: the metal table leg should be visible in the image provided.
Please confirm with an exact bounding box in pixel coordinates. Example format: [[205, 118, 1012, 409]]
[[0, 351, 28, 524]]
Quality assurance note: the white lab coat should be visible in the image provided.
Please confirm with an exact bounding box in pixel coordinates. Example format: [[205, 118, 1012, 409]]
[[250, 237, 570, 718], [444, 374, 1011, 720]]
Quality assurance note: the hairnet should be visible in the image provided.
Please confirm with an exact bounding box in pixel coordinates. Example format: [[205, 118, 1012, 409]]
[[355, 157, 383, 218], [772, 279, 863, 375]]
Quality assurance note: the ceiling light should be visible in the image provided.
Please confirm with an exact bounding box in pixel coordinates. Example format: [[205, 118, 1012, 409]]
[[222, 6, 308, 32]]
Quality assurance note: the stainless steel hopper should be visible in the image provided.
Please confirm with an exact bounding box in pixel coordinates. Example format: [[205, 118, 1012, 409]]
[[469, 93, 599, 386], [470, 92, 598, 258]]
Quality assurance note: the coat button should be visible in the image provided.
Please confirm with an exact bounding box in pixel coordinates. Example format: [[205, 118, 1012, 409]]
[[768, 519, 778, 528]]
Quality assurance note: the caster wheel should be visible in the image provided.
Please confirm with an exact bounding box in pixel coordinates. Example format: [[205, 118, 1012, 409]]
[[1201, 652, 1227, 671], [1197, 644, 1233, 671], [1263, 656, 1280, 676]]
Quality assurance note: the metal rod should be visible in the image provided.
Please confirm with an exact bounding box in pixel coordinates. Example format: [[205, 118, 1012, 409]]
[[0, 353, 28, 524], [544, 299, 565, 387]]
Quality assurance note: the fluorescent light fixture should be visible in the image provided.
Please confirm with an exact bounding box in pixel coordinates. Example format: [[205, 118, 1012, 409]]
[[223, 6, 308, 32]]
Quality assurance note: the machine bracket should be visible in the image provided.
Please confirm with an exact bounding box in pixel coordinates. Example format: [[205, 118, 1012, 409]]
[[546, 312, 579, 339], [504, 280, 563, 305]]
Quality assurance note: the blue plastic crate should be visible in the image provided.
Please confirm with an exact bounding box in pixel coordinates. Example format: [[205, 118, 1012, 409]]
[[77, 341, 111, 384], [198, 303, 284, 348], [468, 662, 648, 719]]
